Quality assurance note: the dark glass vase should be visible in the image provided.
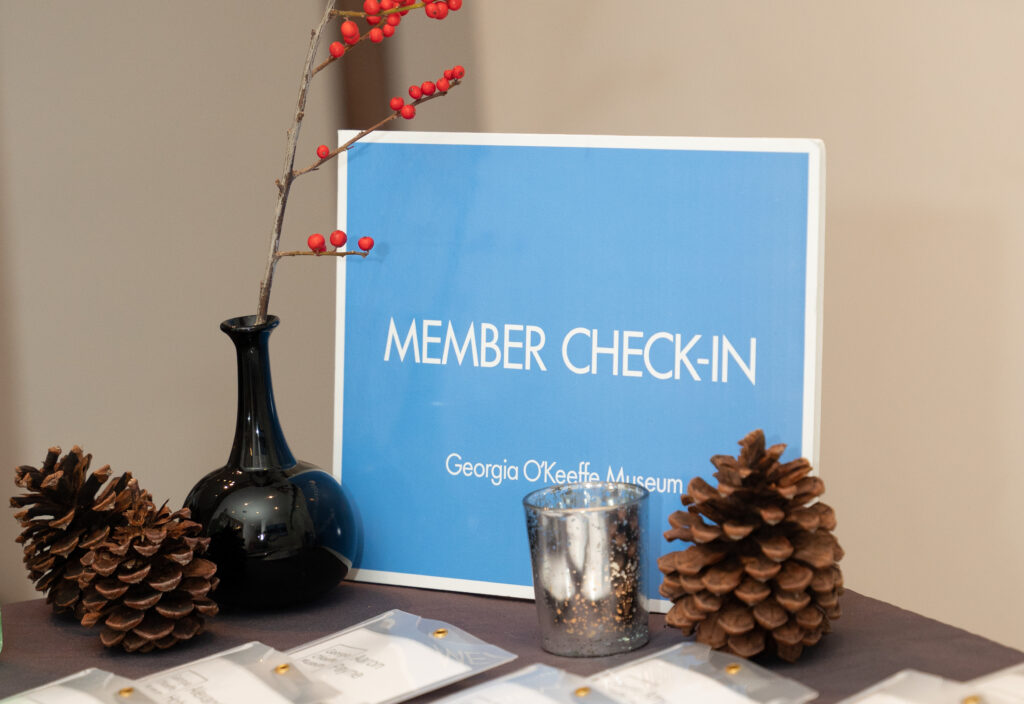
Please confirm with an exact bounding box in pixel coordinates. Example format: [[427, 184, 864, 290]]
[[184, 315, 357, 609]]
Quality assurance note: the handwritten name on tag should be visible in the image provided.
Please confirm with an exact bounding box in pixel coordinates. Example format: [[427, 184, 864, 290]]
[[139, 658, 292, 704], [291, 626, 471, 704], [592, 658, 756, 704]]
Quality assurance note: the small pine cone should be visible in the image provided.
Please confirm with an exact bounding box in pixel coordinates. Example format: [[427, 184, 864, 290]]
[[78, 490, 219, 653], [658, 429, 844, 662], [11, 446, 136, 618]]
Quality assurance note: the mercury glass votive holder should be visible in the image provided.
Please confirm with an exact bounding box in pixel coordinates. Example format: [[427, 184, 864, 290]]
[[523, 481, 650, 657]]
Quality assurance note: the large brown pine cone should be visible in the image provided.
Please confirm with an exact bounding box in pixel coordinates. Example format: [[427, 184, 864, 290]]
[[77, 488, 219, 653], [658, 429, 844, 662], [11, 446, 136, 618]]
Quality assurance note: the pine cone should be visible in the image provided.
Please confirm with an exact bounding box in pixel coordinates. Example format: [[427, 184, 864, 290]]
[[11, 446, 136, 618], [658, 429, 844, 662], [77, 489, 219, 653]]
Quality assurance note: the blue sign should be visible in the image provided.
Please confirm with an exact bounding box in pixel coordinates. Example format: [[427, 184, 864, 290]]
[[333, 132, 824, 610]]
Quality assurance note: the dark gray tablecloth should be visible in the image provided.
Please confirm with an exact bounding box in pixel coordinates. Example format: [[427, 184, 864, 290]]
[[1, 582, 1020, 702]]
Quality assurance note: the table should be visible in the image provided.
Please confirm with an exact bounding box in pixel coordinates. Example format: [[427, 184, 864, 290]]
[[1, 583, 1021, 702]]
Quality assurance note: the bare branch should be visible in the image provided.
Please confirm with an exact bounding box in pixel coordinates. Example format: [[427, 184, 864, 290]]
[[276, 250, 369, 259], [255, 0, 337, 324], [290, 78, 462, 179], [330, 3, 431, 19]]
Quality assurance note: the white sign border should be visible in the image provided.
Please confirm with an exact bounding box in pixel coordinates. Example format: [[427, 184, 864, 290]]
[[331, 131, 826, 613]]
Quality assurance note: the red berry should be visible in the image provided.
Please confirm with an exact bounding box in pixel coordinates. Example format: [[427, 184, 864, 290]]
[[448, 0, 462, 9], [380, 0, 395, 8], [307, 233, 327, 252], [316, 144, 331, 159], [434, 2, 449, 19], [437, 77, 450, 92], [381, 24, 395, 37], [330, 230, 348, 248], [400, 104, 416, 120], [363, 0, 380, 13], [344, 33, 360, 46], [424, 2, 439, 18], [369, 27, 384, 42], [389, 96, 404, 111], [358, 236, 375, 252], [408, 84, 422, 99], [452, 64, 465, 79], [340, 20, 359, 38], [443, 69, 454, 80], [329, 41, 345, 58], [421, 81, 436, 96], [386, 12, 401, 26], [366, 14, 381, 25]]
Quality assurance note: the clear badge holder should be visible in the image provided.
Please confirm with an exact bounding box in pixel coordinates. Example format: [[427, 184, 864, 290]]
[[135, 641, 336, 704], [432, 664, 620, 704], [588, 642, 818, 704], [965, 661, 1024, 703], [287, 608, 517, 704], [836, 669, 981, 704], [1, 668, 154, 704]]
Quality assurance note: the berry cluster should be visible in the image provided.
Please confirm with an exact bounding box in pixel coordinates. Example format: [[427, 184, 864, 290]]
[[424, 0, 462, 19], [307, 230, 374, 254], [334, 0, 432, 48], [388, 64, 466, 120], [326, 2, 462, 64]]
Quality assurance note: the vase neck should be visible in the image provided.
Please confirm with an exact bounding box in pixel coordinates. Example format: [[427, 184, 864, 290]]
[[222, 315, 296, 471]]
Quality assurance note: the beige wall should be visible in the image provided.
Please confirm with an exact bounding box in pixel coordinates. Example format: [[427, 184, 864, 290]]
[[2, 1, 1023, 653], [0, 1, 345, 602]]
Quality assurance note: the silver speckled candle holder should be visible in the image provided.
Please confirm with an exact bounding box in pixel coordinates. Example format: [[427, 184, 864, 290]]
[[523, 481, 650, 657]]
